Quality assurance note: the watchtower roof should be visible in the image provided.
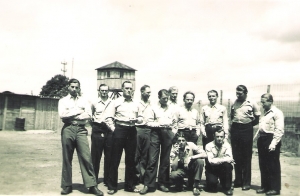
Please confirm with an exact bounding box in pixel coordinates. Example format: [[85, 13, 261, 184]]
[[95, 61, 137, 71]]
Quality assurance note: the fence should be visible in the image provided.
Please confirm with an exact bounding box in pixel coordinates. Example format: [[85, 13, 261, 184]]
[[194, 83, 300, 133]]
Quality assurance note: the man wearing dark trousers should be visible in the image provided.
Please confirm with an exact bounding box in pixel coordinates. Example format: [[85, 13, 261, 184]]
[[255, 93, 284, 195], [106, 81, 143, 195], [170, 132, 207, 195], [135, 85, 154, 184], [230, 85, 260, 191], [205, 128, 234, 195], [58, 78, 103, 196], [140, 89, 177, 195], [91, 84, 112, 185], [200, 90, 229, 149], [176, 91, 201, 144]]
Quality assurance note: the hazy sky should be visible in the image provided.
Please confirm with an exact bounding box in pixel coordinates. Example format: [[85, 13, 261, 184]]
[[1, 0, 300, 102]]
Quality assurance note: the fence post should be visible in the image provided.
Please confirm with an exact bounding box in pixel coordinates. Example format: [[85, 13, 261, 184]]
[[227, 99, 231, 118], [267, 85, 271, 93], [220, 90, 223, 105]]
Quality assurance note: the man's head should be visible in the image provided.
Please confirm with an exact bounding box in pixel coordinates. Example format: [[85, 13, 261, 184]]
[[122, 81, 133, 99], [169, 86, 178, 103], [207, 90, 218, 105], [183, 91, 195, 109], [261, 93, 273, 111], [98, 84, 109, 99], [213, 127, 226, 146], [176, 132, 187, 149], [236, 85, 248, 101], [68, 78, 80, 98], [158, 89, 169, 106], [140, 85, 151, 101]]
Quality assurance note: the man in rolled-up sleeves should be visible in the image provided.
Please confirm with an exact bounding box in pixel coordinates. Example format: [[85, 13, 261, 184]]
[[106, 81, 143, 195], [255, 93, 284, 196], [58, 78, 103, 196]]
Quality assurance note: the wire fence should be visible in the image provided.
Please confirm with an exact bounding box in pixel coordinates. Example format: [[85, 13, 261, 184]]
[[194, 83, 300, 133]]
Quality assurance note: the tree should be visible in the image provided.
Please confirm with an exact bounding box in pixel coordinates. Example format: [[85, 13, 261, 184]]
[[40, 74, 69, 98]]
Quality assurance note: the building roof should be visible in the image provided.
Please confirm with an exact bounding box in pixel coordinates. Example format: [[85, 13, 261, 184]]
[[95, 61, 136, 71]]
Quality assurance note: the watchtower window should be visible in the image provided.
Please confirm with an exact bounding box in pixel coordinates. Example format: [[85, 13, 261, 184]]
[[107, 71, 110, 78], [120, 71, 124, 78]]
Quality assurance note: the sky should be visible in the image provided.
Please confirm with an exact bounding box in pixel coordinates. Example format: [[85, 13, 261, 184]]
[[1, 0, 300, 103]]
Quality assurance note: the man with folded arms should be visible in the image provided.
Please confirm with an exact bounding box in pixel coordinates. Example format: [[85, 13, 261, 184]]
[[58, 78, 103, 196], [106, 81, 143, 195], [177, 91, 201, 144], [90, 84, 112, 185], [255, 93, 284, 196], [140, 89, 177, 194], [205, 127, 234, 195]]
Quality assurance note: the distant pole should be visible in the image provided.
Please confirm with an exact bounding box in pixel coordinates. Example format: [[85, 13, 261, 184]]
[[267, 85, 271, 93], [220, 90, 223, 105], [61, 61, 67, 76], [71, 58, 74, 78]]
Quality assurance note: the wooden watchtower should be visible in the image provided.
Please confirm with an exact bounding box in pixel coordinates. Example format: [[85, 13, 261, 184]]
[[95, 61, 136, 99]]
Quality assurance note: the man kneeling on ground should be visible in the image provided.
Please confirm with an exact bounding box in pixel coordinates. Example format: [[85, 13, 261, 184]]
[[205, 127, 234, 195], [170, 132, 207, 195]]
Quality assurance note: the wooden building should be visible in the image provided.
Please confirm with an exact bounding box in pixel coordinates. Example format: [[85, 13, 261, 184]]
[[0, 92, 63, 131], [95, 61, 136, 97]]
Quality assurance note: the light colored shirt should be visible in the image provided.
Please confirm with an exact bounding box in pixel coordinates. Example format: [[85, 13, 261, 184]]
[[58, 94, 91, 125], [258, 105, 284, 146], [91, 98, 112, 123], [200, 104, 229, 136], [205, 140, 233, 165], [136, 100, 155, 126], [170, 142, 206, 170], [177, 106, 200, 130], [106, 97, 140, 126], [231, 99, 261, 124], [147, 102, 176, 128]]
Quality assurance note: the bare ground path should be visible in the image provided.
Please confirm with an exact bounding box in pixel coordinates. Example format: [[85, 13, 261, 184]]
[[0, 130, 299, 196]]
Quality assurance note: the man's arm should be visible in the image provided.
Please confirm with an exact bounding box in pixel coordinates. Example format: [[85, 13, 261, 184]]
[[269, 110, 284, 151], [58, 98, 83, 120], [199, 107, 207, 137], [223, 107, 229, 139]]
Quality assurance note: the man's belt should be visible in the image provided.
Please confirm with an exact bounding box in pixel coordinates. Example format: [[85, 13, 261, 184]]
[[92, 122, 107, 128], [259, 131, 273, 137], [178, 128, 196, 132]]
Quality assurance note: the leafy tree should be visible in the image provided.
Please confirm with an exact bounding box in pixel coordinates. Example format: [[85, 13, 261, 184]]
[[40, 74, 69, 98]]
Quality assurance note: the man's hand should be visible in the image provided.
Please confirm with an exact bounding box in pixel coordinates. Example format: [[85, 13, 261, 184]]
[[268, 143, 276, 152]]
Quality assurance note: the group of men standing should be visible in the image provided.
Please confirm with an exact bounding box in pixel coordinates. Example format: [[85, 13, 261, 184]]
[[58, 79, 284, 196]]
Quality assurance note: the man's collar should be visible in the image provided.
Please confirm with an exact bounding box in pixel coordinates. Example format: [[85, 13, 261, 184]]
[[67, 94, 79, 100], [209, 103, 218, 108]]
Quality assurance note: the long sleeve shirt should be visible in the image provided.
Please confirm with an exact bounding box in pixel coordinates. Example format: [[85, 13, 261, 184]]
[[231, 99, 261, 124], [205, 140, 233, 165], [58, 94, 91, 125], [176, 106, 200, 131], [200, 104, 229, 136], [91, 98, 112, 123], [258, 105, 284, 146]]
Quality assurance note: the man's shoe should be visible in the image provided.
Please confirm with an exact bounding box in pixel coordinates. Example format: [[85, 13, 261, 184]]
[[125, 186, 140, 193], [242, 185, 251, 191], [61, 186, 72, 195], [266, 190, 280, 195], [256, 188, 267, 194], [193, 187, 200, 195], [158, 184, 169, 192], [139, 186, 148, 195], [107, 189, 117, 195], [89, 186, 103, 196], [225, 189, 233, 195]]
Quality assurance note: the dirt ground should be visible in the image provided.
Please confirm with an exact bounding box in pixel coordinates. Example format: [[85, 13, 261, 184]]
[[0, 129, 299, 196]]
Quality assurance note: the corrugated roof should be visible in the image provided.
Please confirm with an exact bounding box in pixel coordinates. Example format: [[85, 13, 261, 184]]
[[95, 61, 136, 71]]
